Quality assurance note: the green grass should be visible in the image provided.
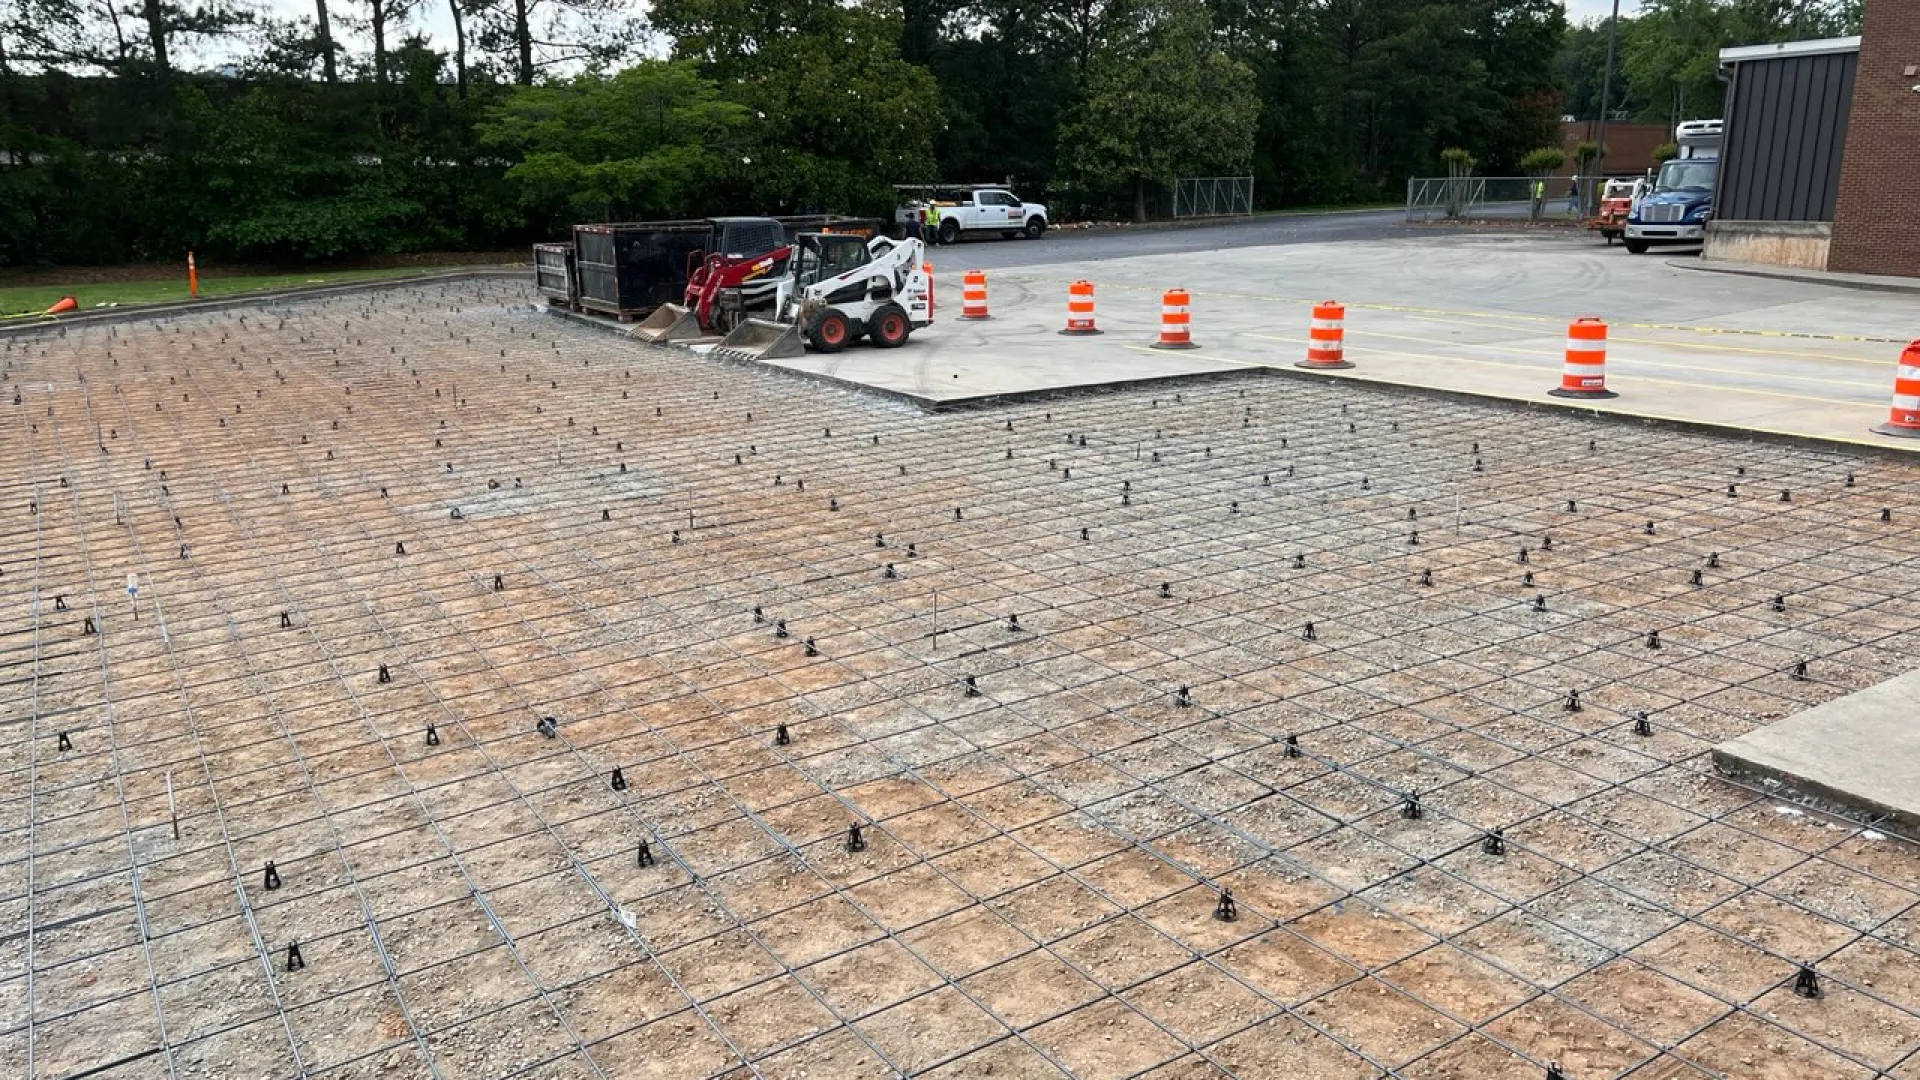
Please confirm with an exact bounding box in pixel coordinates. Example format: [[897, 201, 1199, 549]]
[[0, 266, 465, 320]]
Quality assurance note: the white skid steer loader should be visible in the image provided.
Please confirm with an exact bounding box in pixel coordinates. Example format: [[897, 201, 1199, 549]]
[[711, 233, 931, 363]]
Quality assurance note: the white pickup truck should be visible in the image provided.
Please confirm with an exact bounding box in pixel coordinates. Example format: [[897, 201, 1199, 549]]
[[895, 186, 1049, 242]]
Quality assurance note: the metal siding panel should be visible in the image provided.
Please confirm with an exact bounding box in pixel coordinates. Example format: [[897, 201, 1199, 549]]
[[1726, 63, 1752, 219], [1775, 58, 1798, 218], [1724, 63, 1753, 219], [1721, 51, 1857, 222], [1812, 56, 1839, 218], [1799, 56, 1835, 219], [1756, 60, 1787, 219], [1726, 61, 1763, 220], [1720, 65, 1751, 219], [1762, 59, 1789, 218], [1792, 57, 1821, 219], [1819, 54, 1857, 220], [1720, 63, 1751, 217], [1778, 59, 1807, 219]]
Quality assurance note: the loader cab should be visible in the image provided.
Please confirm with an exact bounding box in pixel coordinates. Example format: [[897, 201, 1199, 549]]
[[793, 233, 875, 289], [707, 217, 787, 259]]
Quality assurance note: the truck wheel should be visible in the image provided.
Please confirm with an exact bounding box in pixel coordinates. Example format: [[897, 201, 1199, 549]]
[[1623, 238, 1650, 255], [869, 304, 910, 349], [808, 310, 851, 353], [1024, 216, 1047, 239], [939, 219, 960, 245]]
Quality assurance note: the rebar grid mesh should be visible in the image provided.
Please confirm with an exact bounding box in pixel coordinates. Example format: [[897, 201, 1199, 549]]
[[4, 281, 1920, 1080]]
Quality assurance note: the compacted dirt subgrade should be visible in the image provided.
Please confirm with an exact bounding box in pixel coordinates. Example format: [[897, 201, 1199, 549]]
[[3, 280, 1918, 1080]]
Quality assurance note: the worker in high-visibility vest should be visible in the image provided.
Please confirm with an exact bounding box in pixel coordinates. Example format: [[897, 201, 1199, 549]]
[[926, 200, 942, 246]]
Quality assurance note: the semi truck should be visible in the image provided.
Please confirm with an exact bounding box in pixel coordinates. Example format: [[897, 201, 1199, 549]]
[[1623, 119, 1722, 254]]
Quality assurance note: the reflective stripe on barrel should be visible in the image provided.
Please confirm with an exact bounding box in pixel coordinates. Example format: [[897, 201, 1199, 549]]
[[1304, 301, 1345, 366], [1562, 317, 1608, 393], [1154, 289, 1195, 348], [1064, 280, 1098, 333], [1883, 342, 1920, 431], [961, 269, 989, 320]]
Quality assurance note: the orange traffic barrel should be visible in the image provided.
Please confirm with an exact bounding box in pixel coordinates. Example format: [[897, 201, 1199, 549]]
[[1549, 317, 1617, 399], [961, 270, 990, 321], [1060, 280, 1102, 336], [43, 296, 78, 316], [923, 264, 934, 319], [1873, 341, 1920, 438], [1296, 301, 1351, 369], [1151, 289, 1198, 350]]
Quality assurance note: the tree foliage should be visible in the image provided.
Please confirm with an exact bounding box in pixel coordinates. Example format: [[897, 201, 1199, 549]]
[[476, 61, 750, 227], [0, 0, 1832, 267], [1057, 0, 1258, 221], [649, 0, 939, 213], [1519, 146, 1564, 175], [1558, 0, 1861, 128]]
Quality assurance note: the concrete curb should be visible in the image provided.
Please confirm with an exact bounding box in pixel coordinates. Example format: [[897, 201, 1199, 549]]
[[1260, 362, 1920, 462], [551, 300, 1919, 461], [0, 266, 528, 337], [1669, 259, 1920, 295], [546, 304, 1276, 411]]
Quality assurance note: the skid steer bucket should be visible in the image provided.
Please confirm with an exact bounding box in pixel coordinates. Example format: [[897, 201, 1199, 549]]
[[710, 318, 805, 363], [628, 303, 703, 345]]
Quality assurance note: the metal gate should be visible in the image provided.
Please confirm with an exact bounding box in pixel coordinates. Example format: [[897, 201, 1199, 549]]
[[1173, 176, 1254, 218]]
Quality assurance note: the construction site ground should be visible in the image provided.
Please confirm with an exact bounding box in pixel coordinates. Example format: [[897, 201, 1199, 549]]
[[749, 229, 1920, 453], [5, 233, 1920, 1080]]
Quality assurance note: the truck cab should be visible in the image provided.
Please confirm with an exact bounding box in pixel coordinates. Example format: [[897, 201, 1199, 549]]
[[896, 185, 1049, 243], [1624, 119, 1721, 254]]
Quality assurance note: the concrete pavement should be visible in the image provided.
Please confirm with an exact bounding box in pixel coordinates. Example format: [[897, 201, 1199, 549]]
[[922, 208, 1412, 272], [1714, 669, 1920, 834], [770, 229, 1917, 450]]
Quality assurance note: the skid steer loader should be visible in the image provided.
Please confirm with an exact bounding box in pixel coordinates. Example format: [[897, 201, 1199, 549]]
[[629, 217, 791, 345], [711, 233, 931, 363]]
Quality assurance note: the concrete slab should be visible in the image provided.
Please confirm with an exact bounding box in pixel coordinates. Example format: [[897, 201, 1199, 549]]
[[1713, 669, 1920, 835], [558, 227, 1920, 446]]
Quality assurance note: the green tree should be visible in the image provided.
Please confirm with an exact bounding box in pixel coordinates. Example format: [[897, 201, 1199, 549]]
[[1057, 0, 1258, 221], [651, 0, 939, 214], [477, 61, 750, 228], [466, 0, 636, 86], [1519, 145, 1563, 221], [1619, 0, 1860, 127], [1440, 145, 1475, 217], [196, 80, 423, 259], [1471, 0, 1567, 172]]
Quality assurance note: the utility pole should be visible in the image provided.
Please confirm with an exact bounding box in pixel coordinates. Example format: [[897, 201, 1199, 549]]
[[1594, 0, 1622, 175]]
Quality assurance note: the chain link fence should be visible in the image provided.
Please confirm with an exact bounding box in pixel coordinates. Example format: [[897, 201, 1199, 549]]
[[1173, 176, 1255, 219], [1405, 176, 1611, 223]]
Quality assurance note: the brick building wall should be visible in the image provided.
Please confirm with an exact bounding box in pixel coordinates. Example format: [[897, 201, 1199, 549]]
[[1555, 122, 1670, 179], [1829, 0, 1920, 277]]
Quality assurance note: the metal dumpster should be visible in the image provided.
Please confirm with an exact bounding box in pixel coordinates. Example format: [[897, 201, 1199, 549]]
[[532, 243, 575, 307]]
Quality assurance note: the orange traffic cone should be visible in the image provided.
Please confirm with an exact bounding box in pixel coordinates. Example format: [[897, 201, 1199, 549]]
[[44, 296, 77, 316], [1872, 341, 1920, 438]]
